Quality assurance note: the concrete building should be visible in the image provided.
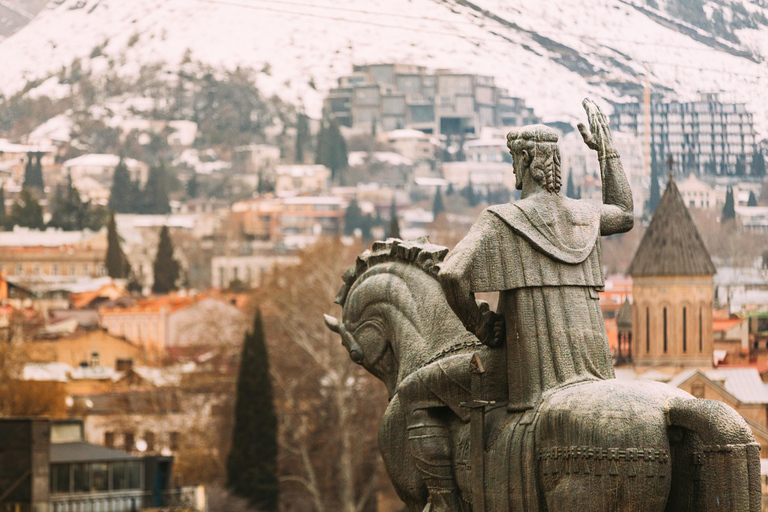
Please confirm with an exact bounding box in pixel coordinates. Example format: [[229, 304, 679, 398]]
[[24, 328, 147, 370], [676, 173, 720, 209], [0, 418, 175, 512], [232, 144, 280, 174], [386, 129, 434, 161], [610, 92, 758, 177], [629, 175, 716, 367], [273, 164, 331, 196], [324, 63, 539, 135], [211, 253, 299, 289]]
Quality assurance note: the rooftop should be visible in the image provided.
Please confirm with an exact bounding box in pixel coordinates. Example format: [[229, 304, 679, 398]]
[[50, 442, 138, 463], [628, 176, 716, 277]]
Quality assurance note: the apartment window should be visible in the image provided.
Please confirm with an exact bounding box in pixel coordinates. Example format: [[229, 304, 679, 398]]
[[50, 463, 71, 494], [73, 463, 89, 493], [663, 308, 668, 353], [170, 431, 180, 451], [124, 432, 135, 451], [99, 265, 106, 277], [90, 352, 99, 367], [15, 264, 22, 275], [92, 463, 108, 492], [145, 431, 155, 452], [104, 431, 115, 448], [82, 264, 90, 276], [52, 264, 59, 276]]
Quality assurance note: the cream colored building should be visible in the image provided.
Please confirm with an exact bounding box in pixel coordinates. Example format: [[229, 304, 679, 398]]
[[62, 154, 148, 187], [386, 129, 434, 161], [676, 173, 720, 209], [273, 164, 331, 195]]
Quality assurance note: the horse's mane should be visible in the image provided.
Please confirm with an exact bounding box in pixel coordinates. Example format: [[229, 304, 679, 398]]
[[335, 237, 449, 307]]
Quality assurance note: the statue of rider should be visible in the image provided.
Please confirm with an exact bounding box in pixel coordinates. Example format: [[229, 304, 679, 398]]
[[397, 99, 634, 512]]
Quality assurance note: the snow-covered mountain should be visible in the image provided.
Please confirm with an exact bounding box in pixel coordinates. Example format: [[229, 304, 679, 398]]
[[1, 0, 768, 133]]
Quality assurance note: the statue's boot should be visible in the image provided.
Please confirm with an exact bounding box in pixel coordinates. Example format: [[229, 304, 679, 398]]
[[408, 413, 463, 512]]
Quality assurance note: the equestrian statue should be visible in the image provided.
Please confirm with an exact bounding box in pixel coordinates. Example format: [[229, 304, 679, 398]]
[[324, 99, 761, 511]]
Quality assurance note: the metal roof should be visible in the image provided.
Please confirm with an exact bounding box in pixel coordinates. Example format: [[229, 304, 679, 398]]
[[628, 177, 716, 277], [50, 442, 138, 463], [704, 368, 768, 404]]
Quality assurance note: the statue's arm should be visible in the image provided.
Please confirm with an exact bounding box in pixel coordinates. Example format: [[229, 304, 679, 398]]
[[578, 98, 634, 236], [438, 229, 504, 347]]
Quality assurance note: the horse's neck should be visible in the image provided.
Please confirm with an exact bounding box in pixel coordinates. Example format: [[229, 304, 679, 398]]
[[392, 324, 476, 385]]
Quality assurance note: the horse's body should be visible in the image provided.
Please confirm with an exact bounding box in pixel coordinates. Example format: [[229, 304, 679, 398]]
[[327, 239, 761, 512]]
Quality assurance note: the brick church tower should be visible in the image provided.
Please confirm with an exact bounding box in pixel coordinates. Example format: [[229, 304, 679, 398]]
[[628, 174, 716, 367]]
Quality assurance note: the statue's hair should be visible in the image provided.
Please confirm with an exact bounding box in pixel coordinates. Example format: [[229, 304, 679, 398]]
[[335, 237, 448, 307], [506, 125, 562, 194]]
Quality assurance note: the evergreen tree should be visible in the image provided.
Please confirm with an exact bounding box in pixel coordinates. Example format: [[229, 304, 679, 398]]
[[388, 198, 401, 239], [105, 211, 130, 279], [461, 182, 478, 207], [735, 157, 746, 176], [361, 213, 373, 242], [575, 186, 582, 200], [316, 117, 347, 182], [23, 152, 44, 190], [186, 174, 199, 199], [748, 191, 758, 207], [48, 174, 86, 231], [446, 183, 455, 196], [0, 186, 6, 230], [343, 198, 363, 236], [566, 171, 575, 199], [108, 158, 135, 213], [432, 187, 445, 219], [751, 149, 766, 177], [648, 158, 661, 215], [226, 309, 279, 512], [295, 111, 310, 163], [141, 161, 171, 214], [722, 186, 736, 224], [9, 188, 44, 230], [152, 225, 180, 294]]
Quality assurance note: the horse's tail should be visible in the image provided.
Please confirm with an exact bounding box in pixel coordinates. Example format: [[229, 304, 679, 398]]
[[665, 396, 761, 512]]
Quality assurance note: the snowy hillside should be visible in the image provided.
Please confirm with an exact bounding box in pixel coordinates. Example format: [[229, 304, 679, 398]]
[[1, 0, 767, 133]]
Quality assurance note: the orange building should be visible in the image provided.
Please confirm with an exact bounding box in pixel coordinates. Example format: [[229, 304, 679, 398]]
[[229, 196, 348, 241]]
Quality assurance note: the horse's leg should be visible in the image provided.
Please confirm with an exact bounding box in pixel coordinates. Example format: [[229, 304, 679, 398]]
[[541, 471, 671, 512], [380, 395, 429, 512]]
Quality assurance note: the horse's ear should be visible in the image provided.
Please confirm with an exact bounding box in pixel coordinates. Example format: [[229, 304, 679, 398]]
[[324, 314, 342, 334]]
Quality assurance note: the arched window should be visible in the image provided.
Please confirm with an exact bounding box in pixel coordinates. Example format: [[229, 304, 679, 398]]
[[663, 307, 668, 353], [699, 307, 703, 353], [682, 307, 687, 353], [646, 307, 650, 353]]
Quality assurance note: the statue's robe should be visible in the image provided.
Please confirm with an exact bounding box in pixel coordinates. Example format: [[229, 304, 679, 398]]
[[439, 195, 614, 411]]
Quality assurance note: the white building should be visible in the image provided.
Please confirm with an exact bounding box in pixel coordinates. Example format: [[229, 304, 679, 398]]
[[464, 138, 509, 164], [386, 129, 434, 161], [274, 164, 331, 196], [62, 154, 149, 186], [211, 253, 300, 289], [677, 173, 720, 209], [232, 144, 281, 174], [441, 161, 514, 190]]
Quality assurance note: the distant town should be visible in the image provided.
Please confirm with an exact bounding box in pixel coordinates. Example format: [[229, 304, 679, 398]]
[[1, 61, 768, 511]]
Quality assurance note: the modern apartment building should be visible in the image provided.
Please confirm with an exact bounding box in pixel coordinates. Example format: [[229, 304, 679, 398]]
[[324, 63, 539, 135], [610, 93, 758, 177]]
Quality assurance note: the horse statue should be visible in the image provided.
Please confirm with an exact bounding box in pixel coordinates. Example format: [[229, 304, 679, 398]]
[[324, 237, 761, 512]]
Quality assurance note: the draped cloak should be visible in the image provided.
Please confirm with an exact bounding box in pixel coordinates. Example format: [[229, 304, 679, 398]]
[[438, 195, 615, 411]]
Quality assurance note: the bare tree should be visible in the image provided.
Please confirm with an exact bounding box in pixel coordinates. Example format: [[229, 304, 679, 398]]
[[253, 238, 395, 512]]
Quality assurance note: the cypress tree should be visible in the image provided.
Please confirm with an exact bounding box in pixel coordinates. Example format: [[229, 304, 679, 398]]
[[152, 225, 180, 294], [227, 309, 279, 511], [462, 179, 478, 207], [48, 173, 86, 231], [0, 186, 6, 230], [432, 187, 445, 219], [343, 198, 362, 236], [575, 186, 582, 200], [388, 198, 401, 239], [9, 188, 44, 230], [446, 183, 455, 196], [748, 191, 758, 207], [648, 161, 661, 214], [295, 111, 310, 163], [109, 157, 135, 213], [566, 171, 575, 199], [142, 161, 171, 214], [23, 152, 44, 190], [315, 119, 329, 168], [751, 149, 766, 177], [105, 211, 130, 278], [186, 174, 199, 199], [328, 119, 348, 179], [721, 186, 735, 224]]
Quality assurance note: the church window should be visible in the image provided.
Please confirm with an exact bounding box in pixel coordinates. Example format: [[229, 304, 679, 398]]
[[682, 307, 687, 352], [663, 308, 668, 353], [646, 308, 650, 353], [699, 308, 703, 352]]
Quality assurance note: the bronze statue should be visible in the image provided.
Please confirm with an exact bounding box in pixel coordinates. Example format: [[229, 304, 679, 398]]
[[325, 99, 761, 511]]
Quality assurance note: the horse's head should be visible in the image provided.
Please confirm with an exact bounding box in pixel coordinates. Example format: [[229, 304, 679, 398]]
[[324, 238, 465, 398]]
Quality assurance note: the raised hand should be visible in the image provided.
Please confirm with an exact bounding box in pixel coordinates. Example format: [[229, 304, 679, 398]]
[[577, 98, 615, 157]]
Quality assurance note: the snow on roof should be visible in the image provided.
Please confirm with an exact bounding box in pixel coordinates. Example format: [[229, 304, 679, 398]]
[[22, 362, 72, 382], [0, 226, 100, 247], [0, 138, 55, 153], [714, 267, 768, 286], [705, 368, 768, 404], [735, 206, 768, 218], [414, 177, 450, 187], [115, 214, 198, 230], [275, 164, 330, 176], [387, 128, 430, 140], [677, 173, 713, 192], [28, 113, 73, 143], [132, 366, 182, 387], [63, 154, 143, 169], [70, 365, 120, 381], [348, 151, 413, 167], [281, 196, 347, 205]]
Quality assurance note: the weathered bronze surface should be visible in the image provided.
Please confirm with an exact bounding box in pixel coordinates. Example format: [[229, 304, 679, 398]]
[[325, 99, 761, 511]]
